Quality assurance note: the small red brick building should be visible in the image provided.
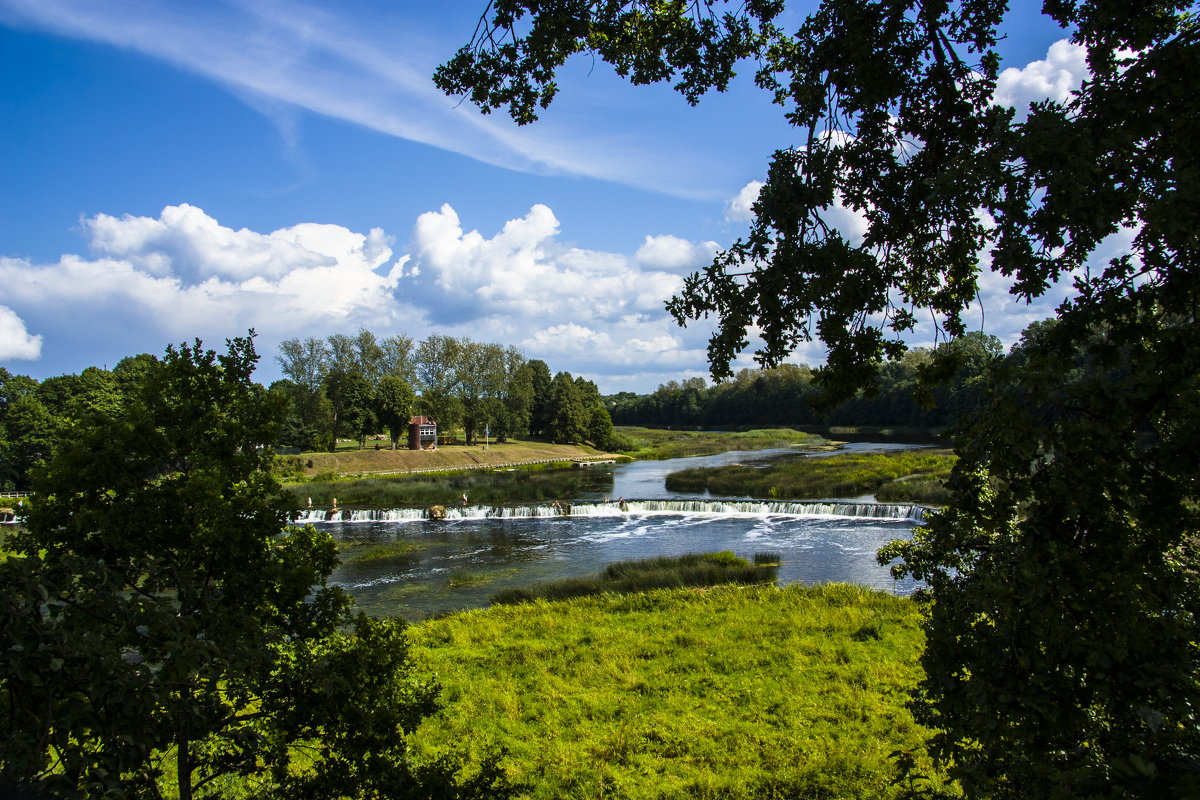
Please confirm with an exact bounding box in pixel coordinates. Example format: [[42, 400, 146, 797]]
[[407, 416, 438, 450]]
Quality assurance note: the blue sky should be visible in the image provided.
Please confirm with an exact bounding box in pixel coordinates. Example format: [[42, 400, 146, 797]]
[[0, 0, 1098, 392]]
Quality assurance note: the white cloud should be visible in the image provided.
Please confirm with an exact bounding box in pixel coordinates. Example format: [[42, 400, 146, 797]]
[[408, 204, 686, 325], [635, 234, 718, 271], [0, 306, 42, 361], [726, 181, 763, 223], [724, 179, 868, 246], [995, 39, 1088, 114], [0, 205, 411, 345], [0, 202, 729, 390]]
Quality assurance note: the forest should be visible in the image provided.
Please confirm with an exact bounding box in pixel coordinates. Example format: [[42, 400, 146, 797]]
[[606, 331, 1001, 430]]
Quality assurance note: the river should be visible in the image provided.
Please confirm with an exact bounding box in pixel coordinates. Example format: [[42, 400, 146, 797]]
[[301, 443, 928, 619]]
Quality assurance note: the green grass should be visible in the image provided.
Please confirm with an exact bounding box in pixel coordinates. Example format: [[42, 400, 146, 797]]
[[284, 463, 606, 508], [335, 538, 423, 565], [489, 551, 780, 605], [408, 583, 955, 800], [665, 448, 956, 503], [612, 427, 828, 460]]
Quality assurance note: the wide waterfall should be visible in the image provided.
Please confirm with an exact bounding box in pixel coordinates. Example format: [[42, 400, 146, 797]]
[[293, 499, 927, 525]]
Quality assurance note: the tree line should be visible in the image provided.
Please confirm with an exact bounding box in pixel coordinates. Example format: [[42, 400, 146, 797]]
[[273, 329, 614, 453], [0, 330, 616, 491], [607, 332, 1001, 431]]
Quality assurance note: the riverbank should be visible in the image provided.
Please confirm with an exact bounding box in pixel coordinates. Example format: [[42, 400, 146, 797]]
[[280, 439, 623, 480], [407, 583, 950, 799], [613, 427, 832, 459], [665, 449, 957, 505]]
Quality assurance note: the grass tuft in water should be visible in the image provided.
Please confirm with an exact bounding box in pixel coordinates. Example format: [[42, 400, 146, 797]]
[[490, 551, 779, 606]]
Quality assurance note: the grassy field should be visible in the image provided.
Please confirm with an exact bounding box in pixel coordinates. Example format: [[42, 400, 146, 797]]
[[408, 583, 953, 800], [278, 439, 620, 480], [612, 427, 832, 460], [285, 460, 611, 508], [665, 449, 957, 504]]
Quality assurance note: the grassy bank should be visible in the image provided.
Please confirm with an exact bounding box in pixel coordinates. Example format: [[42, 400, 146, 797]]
[[409, 583, 952, 800], [489, 551, 780, 605], [665, 449, 956, 504], [280, 439, 618, 480], [612, 427, 831, 460], [284, 461, 609, 508]]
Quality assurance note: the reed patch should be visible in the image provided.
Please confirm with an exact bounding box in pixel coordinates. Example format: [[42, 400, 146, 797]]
[[665, 448, 956, 503], [489, 551, 780, 605]]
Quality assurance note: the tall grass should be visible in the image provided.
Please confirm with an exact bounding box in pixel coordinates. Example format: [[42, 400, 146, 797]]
[[408, 583, 956, 800], [283, 463, 606, 508], [665, 448, 956, 503], [612, 427, 824, 460], [489, 551, 780, 605]]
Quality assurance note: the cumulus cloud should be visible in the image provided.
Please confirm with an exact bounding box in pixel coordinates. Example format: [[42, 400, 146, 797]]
[[0, 306, 43, 361], [995, 39, 1088, 115], [635, 235, 718, 271], [726, 181, 763, 223], [0, 205, 412, 355], [0, 202, 730, 390], [408, 204, 686, 325], [724, 179, 868, 246]]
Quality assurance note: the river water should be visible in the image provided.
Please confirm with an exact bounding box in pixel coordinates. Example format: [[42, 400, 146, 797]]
[[303, 443, 927, 619]]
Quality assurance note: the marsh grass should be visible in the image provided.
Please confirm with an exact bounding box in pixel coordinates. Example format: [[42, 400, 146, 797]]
[[489, 551, 779, 606], [665, 448, 956, 503], [335, 539, 422, 565], [613, 427, 823, 460], [285, 464, 604, 508], [409, 583, 955, 800]]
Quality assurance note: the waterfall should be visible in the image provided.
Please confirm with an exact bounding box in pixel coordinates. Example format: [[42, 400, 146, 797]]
[[294, 499, 927, 524]]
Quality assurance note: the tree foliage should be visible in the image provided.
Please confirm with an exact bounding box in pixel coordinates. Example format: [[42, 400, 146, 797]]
[[0, 336, 478, 799], [440, 2, 1200, 795]]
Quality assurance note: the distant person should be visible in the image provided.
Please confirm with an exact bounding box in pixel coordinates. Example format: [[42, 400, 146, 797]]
[[459, 493, 468, 506], [307, 497, 312, 508], [332, 497, 338, 508]]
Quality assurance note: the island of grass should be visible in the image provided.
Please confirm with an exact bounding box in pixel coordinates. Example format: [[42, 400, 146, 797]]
[[407, 582, 951, 800], [611, 427, 832, 460], [489, 550, 782, 605], [665, 448, 957, 505]]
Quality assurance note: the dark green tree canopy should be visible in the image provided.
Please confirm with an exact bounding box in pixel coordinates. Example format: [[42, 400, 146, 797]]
[[0, 336, 480, 799], [437, 0, 1197, 401]]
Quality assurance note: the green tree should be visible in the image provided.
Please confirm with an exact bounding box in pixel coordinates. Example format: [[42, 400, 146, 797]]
[[440, 2, 1200, 795], [380, 332, 417, 384], [0, 336, 473, 798], [526, 359, 553, 437], [495, 351, 534, 442], [112, 353, 159, 399], [546, 371, 586, 444], [454, 340, 507, 445], [375, 374, 417, 449], [1, 394, 58, 491], [415, 334, 465, 436], [323, 367, 375, 448]]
